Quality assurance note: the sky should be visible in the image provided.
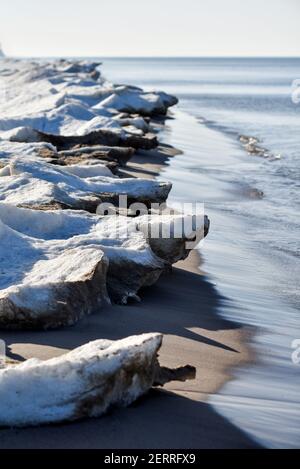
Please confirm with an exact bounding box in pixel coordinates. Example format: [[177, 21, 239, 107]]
[[1, 0, 299, 57]]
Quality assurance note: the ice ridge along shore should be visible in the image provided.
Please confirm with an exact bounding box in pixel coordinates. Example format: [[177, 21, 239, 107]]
[[0, 58, 207, 427]]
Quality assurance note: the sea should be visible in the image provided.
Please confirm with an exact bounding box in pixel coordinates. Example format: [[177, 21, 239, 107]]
[[101, 57, 300, 448]]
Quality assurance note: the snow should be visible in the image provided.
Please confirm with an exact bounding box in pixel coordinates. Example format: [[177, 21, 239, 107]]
[[0, 158, 172, 208], [0, 60, 204, 325], [0, 139, 57, 165], [0, 333, 162, 427], [61, 162, 114, 178], [0, 215, 110, 329], [0, 201, 208, 318], [97, 88, 178, 116], [0, 58, 201, 427], [0, 59, 176, 208], [0, 203, 168, 323], [0, 59, 177, 139]]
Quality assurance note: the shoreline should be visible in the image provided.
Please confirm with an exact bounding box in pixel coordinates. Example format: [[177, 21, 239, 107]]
[[160, 106, 299, 448], [0, 130, 258, 448], [0, 58, 259, 447], [121, 137, 256, 402], [0, 252, 258, 448]]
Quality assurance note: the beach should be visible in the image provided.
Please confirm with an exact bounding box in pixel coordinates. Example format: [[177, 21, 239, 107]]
[[0, 136, 257, 447], [0, 57, 299, 449]]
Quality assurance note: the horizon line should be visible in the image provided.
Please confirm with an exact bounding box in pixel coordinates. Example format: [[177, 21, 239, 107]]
[[5, 54, 300, 60]]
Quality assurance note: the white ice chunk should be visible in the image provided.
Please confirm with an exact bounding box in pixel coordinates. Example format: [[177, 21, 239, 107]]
[[0, 333, 163, 427]]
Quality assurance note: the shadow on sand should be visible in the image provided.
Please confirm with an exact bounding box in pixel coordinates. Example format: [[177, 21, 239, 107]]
[[0, 259, 260, 448], [0, 390, 261, 449]]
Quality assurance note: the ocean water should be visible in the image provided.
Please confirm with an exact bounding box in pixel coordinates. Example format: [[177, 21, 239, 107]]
[[102, 58, 300, 448], [102, 58, 300, 269]]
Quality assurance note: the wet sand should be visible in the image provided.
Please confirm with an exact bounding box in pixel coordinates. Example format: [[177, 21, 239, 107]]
[[0, 145, 258, 448]]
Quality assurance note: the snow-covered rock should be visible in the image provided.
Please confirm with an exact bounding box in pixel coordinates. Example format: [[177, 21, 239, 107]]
[[0, 333, 195, 427], [0, 159, 172, 210]]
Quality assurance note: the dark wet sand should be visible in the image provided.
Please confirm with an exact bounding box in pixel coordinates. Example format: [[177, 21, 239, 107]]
[[0, 145, 259, 448]]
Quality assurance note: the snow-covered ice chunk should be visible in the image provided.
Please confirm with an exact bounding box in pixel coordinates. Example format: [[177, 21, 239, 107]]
[[0, 218, 109, 329], [0, 59, 177, 138], [136, 213, 210, 263], [0, 204, 165, 314], [0, 204, 209, 312], [61, 163, 114, 178], [0, 158, 172, 210], [97, 87, 178, 116], [0, 334, 161, 426], [0, 139, 57, 166], [0, 333, 195, 427]]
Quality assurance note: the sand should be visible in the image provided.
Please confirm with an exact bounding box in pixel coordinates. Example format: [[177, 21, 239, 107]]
[[0, 145, 259, 449]]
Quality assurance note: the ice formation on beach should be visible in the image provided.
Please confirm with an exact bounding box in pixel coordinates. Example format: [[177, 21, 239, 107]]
[[0, 158, 172, 210], [0, 218, 109, 329], [0, 58, 209, 331], [0, 333, 195, 427], [0, 58, 176, 174], [0, 59, 177, 138], [0, 203, 208, 328], [0, 59, 206, 331], [0, 58, 204, 426]]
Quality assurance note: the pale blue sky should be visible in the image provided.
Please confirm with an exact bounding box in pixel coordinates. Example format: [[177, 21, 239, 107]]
[[1, 0, 299, 57]]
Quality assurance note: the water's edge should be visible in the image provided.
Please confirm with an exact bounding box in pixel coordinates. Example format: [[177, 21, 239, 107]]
[[159, 109, 300, 449]]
